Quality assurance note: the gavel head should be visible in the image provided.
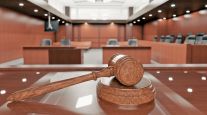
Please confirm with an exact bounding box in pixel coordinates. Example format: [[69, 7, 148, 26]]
[[108, 54, 144, 86]]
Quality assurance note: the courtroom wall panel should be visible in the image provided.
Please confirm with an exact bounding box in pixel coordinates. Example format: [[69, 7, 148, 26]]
[[72, 23, 142, 47], [0, 8, 54, 63], [143, 10, 207, 40]]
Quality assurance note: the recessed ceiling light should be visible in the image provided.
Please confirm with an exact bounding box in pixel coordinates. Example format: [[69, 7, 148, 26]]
[[22, 78, 27, 83], [133, 21, 136, 24], [58, 19, 60, 22], [158, 10, 162, 13], [171, 3, 176, 8], [187, 88, 193, 93], [149, 14, 153, 17], [34, 9, 38, 13], [201, 76, 206, 81], [168, 77, 173, 81], [62, 21, 65, 23], [0, 90, 6, 95], [52, 17, 55, 19], [173, 14, 177, 17], [19, 3, 24, 7], [44, 13, 48, 17], [142, 17, 146, 20], [137, 19, 140, 22], [205, 4, 207, 8], [163, 17, 167, 20], [186, 10, 190, 14]]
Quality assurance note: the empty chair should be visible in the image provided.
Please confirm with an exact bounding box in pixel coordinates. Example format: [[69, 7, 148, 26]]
[[201, 35, 207, 45], [175, 34, 183, 44], [195, 33, 205, 44], [107, 39, 119, 46], [61, 39, 70, 46], [153, 36, 158, 42], [184, 35, 196, 45], [165, 35, 174, 43], [159, 35, 165, 42], [41, 39, 52, 46], [128, 39, 138, 46]]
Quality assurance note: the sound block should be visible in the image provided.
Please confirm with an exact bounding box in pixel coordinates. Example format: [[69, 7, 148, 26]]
[[97, 77, 155, 105]]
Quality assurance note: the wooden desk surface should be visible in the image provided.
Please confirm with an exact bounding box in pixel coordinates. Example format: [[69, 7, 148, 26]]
[[0, 67, 206, 115], [23, 46, 75, 49], [102, 46, 151, 49]]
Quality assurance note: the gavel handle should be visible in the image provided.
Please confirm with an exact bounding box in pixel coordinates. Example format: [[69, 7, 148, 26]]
[[7, 67, 114, 101]]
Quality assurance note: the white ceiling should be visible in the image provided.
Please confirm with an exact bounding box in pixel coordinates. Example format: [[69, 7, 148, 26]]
[[57, 0, 149, 8]]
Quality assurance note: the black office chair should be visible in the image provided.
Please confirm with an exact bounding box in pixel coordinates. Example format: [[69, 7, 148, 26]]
[[61, 39, 70, 46], [41, 39, 52, 46], [165, 35, 174, 43], [159, 35, 165, 42], [195, 33, 205, 44], [184, 35, 196, 45], [201, 35, 207, 45], [107, 38, 119, 46], [175, 34, 183, 44], [128, 39, 138, 46], [153, 36, 158, 42]]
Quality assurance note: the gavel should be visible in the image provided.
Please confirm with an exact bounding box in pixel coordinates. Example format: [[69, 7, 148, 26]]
[[7, 54, 144, 101]]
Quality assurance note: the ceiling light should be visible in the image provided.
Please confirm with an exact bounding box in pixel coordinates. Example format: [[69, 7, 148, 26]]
[[163, 17, 166, 20], [168, 77, 173, 81], [187, 88, 193, 93], [173, 14, 176, 17], [142, 17, 146, 20], [110, 22, 114, 25], [171, 3, 176, 8], [44, 13, 48, 17], [137, 19, 140, 22], [84, 22, 88, 25], [34, 9, 38, 13], [52, 17, 55, 19], [186, 10, 190, 14], [19, 3, 24, 7], [149, 14, 153, 17], [158, 10, 162, 13], [0, 90, 6, 95], [205, 4, 207, 8], [201, 76, 206, 81], [62, 21, 65, 23], [57, 19, 60, 22], [133, 21, 136, 24], [22, 78, 27, 83]]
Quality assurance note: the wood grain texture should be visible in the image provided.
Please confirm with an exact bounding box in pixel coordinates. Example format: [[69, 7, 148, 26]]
[[103, 46, 151, 64], [0, 8, 54, 63], [23, 47, 82, 64], [139, 40, 207, 64], [7, 54, 144, 101], [97, 77, 155, 105]]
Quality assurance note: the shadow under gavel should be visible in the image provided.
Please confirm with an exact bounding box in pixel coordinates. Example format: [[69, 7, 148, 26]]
[[7, 54, 144, 101]]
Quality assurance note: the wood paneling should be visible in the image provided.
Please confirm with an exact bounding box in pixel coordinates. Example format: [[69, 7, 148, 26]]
[[102, 47, 151, 64], [139, 40, 207, 64], [143, 10, 207, 40], [23, 47, 82, 64], [0, 8, 54, 63], [73, 24, 142, 48]]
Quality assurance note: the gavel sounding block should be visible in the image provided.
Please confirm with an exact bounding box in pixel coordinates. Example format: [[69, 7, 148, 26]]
[[97, 77, 155, 105]]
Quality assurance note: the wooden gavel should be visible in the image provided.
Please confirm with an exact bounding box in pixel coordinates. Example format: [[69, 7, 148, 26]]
[[7, 54, 144, 101]]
